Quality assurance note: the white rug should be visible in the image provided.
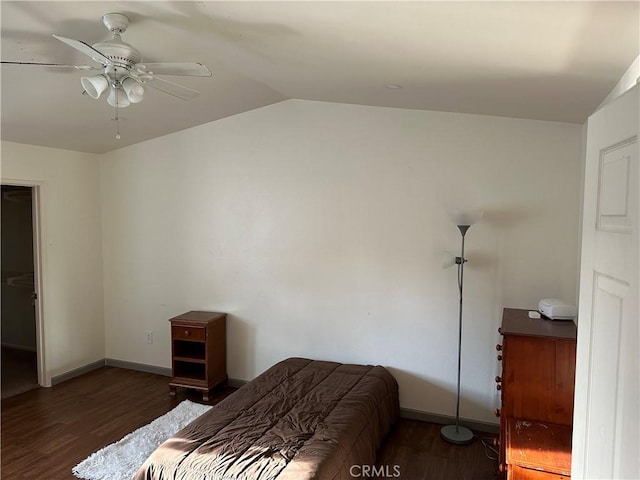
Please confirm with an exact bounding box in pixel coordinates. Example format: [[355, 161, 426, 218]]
[[73, 399, 212, 480]]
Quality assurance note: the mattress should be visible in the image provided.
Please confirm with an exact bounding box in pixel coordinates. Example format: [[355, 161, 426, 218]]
[[133, 357, 399, 480]]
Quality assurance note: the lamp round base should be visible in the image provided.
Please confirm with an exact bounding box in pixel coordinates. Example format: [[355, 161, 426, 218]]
[[440, 424, 474, 445]]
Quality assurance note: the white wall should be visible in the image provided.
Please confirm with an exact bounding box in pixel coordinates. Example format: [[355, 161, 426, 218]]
[[597, 55, 640, 110], [101, 99, 582, 423], [1, 141, 104, 383]]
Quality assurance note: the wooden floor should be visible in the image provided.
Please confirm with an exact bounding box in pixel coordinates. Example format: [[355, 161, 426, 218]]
[[1, 367, 498, 479], [375, 420, 498, 479]]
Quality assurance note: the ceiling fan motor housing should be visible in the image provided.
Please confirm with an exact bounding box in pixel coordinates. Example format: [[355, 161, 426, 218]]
[[93, 35, 142, 69], [93, 14, 141, 70]]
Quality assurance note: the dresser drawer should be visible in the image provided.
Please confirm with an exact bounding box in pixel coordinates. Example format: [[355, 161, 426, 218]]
[[172, 325, 206, 341], [510, 465, 570, 480], [506, 418, 571, 479]]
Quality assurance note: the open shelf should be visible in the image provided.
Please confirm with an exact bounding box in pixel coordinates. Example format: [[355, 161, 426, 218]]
[[173, 360, 205, 380], [173, 340, 206, 361]]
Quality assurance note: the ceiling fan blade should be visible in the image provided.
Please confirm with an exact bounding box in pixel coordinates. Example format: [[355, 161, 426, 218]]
[[145, 76, 200, 100], [136, 62, 212, 77], [1, 61, 101, 70], [52, 34, 112, 66]]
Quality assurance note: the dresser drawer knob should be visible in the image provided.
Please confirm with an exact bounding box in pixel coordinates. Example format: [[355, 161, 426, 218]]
[[496, 344, 503, 351], [184, 330, 190, 336]]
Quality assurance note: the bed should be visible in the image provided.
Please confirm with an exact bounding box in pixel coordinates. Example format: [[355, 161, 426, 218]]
[[133, 357, 399, 480]]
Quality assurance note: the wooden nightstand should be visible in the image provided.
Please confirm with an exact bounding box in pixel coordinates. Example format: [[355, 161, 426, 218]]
[[168, 311, 227, 401]]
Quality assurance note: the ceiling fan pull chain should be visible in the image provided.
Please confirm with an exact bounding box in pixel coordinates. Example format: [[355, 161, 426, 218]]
[[113, 65, 121, 139], [115, 103, 121, 140]]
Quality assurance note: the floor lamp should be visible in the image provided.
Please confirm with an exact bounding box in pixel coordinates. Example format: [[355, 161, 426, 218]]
[[440, 209, 483, 445]]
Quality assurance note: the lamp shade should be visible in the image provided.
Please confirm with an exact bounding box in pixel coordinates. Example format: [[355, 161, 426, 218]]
[[80, 75, 109, 99], [448, 209, 484, 227], [441, 251, 457, 269], [122, 77, 144, 103], [107, 86, 130, 108]]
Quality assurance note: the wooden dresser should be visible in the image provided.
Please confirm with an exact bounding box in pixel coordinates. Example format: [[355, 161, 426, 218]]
[[496, 308, 577, 479], [168, 311, 227, 401]]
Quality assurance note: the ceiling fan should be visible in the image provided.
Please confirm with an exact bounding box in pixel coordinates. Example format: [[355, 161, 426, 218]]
[[2, 12, 212, 111]]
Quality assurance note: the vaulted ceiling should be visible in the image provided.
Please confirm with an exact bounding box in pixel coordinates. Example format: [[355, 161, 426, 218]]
[[1, 1, 638, 154]]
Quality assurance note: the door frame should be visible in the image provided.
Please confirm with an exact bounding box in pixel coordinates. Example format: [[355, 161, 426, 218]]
[[1, 178, 49, 387]]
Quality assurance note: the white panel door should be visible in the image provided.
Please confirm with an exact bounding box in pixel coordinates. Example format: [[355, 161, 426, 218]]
[[573, 85, 639, 479]]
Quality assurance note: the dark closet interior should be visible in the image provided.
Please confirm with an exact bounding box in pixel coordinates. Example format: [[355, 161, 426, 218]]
[[1, 185, 38, 399]]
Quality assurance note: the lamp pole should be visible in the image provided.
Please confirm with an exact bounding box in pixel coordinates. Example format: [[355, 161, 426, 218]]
[[441, 224, 474, 445]]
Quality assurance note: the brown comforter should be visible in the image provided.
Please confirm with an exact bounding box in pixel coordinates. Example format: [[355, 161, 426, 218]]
[[133, 357, 399, 480]]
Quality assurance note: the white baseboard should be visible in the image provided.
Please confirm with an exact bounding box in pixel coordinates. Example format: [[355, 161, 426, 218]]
[[400, 407, 499, 434], [105, 358, 172, 377], [51, 359, 105, 385]]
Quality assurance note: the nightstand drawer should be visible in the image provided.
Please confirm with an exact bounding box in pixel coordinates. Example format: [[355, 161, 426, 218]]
[[172, 325, 206, 341]]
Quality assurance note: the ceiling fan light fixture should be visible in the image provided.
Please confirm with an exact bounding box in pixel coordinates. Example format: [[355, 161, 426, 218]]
[[80, 74, 109, 99], [122, 77, 144, 103], [107, 86, 130, 108]]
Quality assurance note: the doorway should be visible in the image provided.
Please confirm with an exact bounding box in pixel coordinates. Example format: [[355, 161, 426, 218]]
[[1, 185, 39, 398]]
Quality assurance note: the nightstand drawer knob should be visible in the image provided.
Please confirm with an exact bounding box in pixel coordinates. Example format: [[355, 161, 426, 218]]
[[184, 330, 190, 336]]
